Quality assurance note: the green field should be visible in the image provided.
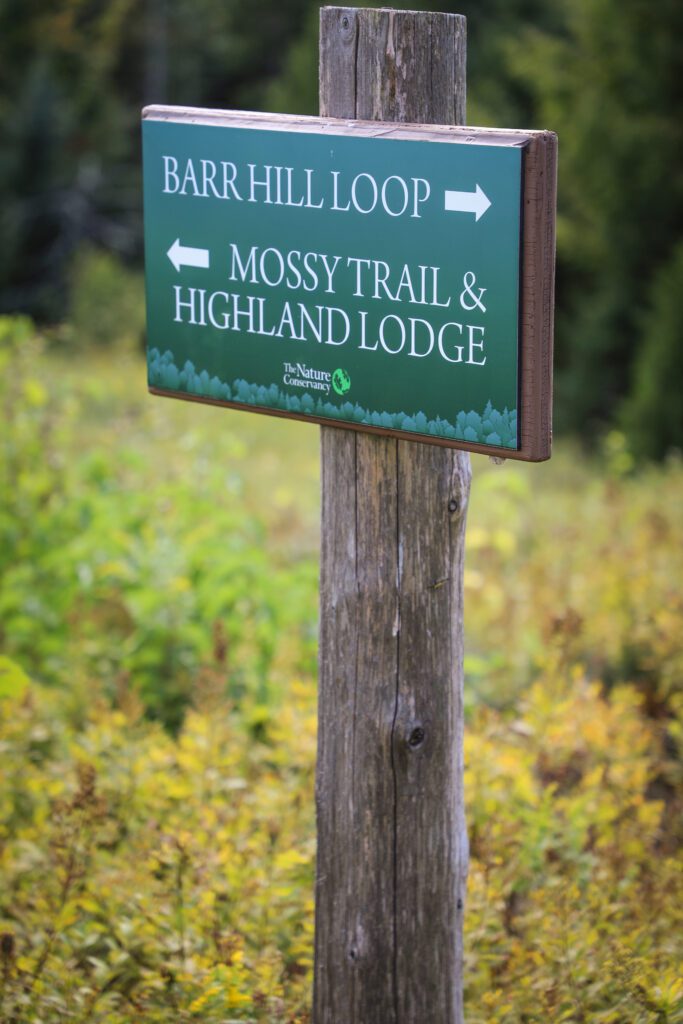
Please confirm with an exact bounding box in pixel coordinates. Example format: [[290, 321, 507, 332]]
[[1, 317, 682, 1022]]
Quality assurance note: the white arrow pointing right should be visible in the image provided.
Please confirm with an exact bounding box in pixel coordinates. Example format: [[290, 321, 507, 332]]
[[167, 238, 210, 272], [444, 184, 492, 221]]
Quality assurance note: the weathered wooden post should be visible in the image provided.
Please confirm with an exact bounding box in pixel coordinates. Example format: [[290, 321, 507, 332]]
[[316, 9, 471, 1022], [141, 9, 555, 1016]]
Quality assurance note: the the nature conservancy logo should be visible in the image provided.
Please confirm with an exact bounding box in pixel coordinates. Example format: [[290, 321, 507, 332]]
[[332, 368, 351, 396], [282, 361, 351, 397]]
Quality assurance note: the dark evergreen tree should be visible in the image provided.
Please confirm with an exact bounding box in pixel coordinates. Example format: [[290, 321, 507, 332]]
[[1, 0, 681, 455], [504, 0, 683, 455]]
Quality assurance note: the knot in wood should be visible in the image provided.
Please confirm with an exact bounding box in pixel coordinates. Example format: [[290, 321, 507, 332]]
[[448, 498, 459, 514], [407, 726, 426, 749]]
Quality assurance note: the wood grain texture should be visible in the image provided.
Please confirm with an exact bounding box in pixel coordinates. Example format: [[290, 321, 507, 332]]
[[144, 103, 539, 148], [315, 9, 471, 1023], [519, 133, 557, 459]]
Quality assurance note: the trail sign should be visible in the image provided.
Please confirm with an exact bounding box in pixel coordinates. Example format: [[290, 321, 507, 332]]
[[143, 106, 556, 460]]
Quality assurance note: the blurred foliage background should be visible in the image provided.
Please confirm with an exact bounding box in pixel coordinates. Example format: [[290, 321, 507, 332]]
[[1, 0, 682, 457], [1, 2, 683, 1020], [1, 315, 682, 1020]]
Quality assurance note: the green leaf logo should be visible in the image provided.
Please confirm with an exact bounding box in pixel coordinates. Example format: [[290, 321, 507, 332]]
[[332, 368, 351, 396]]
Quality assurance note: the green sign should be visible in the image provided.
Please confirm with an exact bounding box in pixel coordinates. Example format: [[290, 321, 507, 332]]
[[143, 108, 556, 458]]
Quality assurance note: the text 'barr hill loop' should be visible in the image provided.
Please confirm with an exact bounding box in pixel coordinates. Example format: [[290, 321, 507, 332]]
[[162, 155, 491, 220]]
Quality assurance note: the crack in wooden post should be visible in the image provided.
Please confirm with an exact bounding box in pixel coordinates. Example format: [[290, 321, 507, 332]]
[[316, 8, 470, 1023]]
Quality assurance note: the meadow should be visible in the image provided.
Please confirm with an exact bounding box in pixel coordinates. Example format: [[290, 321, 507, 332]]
[[1, 314, 682, 1022]]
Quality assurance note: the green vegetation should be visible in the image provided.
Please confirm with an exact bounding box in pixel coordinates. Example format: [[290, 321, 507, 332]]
[[148, 347, 518, 448], [0, 318, 319, 732], [2, 0, 682, 1016], [2, 0, 682, 456], [1, 316, 682, 1020]]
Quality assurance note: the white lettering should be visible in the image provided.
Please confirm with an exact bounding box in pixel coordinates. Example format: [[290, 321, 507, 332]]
[[351, 173, 378, 215], [381, 175, 409, 217], [379, 314, 406, 355], [229, 244, 258, 284], [467, 324, 487, 365], [248, 164, 272, 204], [411, 177, 430, 217], [408, 318, 434, 357], [163, 156, 179, 193], [437, 322, 464, 363], [208, 291, 230, 329]]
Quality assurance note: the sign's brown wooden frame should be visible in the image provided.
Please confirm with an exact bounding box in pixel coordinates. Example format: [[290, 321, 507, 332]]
[[144, 106, 557, 462]]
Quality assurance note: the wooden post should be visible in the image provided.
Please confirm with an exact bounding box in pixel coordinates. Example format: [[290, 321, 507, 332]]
[[315, 8, 471, 1023]]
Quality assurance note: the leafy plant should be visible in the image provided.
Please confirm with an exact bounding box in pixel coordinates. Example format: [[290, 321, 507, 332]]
[[1, 320, 682, 1020]]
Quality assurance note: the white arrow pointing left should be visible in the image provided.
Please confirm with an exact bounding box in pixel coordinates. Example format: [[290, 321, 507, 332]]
[[167, 238, 210, 272]]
